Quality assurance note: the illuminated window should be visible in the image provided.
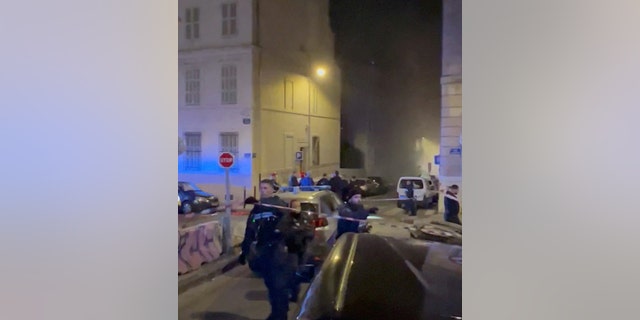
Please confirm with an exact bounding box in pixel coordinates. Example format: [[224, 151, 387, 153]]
[[185, 69, 200, 105], [221, 65, 237, 105], [185, 7, 200, 39], [222, 2, 238, 36], [184, 132, 202, 171]]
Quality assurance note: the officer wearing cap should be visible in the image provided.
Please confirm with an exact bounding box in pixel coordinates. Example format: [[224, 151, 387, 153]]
[[238, 179, 297, 320]]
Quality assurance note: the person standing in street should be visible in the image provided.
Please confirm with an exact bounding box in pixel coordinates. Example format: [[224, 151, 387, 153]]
[[341, 176, 358, 202], [403, 180, 417, 216], [329, 171, 344, 196], [299, 172, 314, 187], [238, 179, 298, 320], [444, 184, 462, 225], [288, 172, 299, 187], [336, 189, 378, 239], [316, 173, 330, 186]]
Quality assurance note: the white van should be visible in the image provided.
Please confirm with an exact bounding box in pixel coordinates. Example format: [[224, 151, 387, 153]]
[[396, 176, 439, 209]]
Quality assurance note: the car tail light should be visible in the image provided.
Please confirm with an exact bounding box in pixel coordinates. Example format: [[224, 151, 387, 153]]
[[314, 216, 328, 228]]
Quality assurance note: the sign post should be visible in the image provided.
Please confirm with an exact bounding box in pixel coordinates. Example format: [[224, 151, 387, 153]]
[[295, 151, 303, 173], [218, 152, 235, 254]]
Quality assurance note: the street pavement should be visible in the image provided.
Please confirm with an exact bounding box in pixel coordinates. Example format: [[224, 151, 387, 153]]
[[178, 191, 444, 320]]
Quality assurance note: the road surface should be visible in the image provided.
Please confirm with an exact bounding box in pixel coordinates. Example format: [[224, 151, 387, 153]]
[[178, 191, 442, 320]]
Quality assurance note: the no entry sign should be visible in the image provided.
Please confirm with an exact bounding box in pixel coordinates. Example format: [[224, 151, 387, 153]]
[[218, 152, 235, 168]]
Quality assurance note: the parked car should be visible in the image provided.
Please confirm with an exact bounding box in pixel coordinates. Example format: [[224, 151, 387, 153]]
[[368, 176, 390, 194], [351, 178, 374, 197], [396, 176, 439, 209], [244, 186, 341, 277], [294, 233, 462, 320], [352, 177, 387, 197], [177, 181, 220, 214]]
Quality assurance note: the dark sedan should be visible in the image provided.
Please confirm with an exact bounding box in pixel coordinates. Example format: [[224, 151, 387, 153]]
[[178, 181, 220, 214], [352, 177, 388, 197], [294, 233, 462, 320], [367, 176, 390, 194]]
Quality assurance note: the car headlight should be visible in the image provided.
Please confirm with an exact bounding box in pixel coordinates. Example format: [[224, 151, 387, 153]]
[[195, 197, 208, 203]]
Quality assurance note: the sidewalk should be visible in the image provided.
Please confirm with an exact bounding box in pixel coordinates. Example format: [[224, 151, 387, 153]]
[[178, 206, 253, 294]]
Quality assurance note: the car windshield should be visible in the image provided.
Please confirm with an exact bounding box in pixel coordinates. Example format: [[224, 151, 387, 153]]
[[401, 179, 424, 189], [179, 182, 201, 192], [300, 202, 319, 214]]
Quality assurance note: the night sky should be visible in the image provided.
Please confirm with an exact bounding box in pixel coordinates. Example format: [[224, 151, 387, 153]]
[[329, 0, 443, 179], [330, 0, 442, 69]]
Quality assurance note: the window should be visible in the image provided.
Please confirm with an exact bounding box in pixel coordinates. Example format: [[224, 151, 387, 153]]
[[284, 79, 293, 109], [222, 2, 238, 36], [185, 69, 200, 105], [221, 65, 237, 105], [219, 132, 239, 164], [400, 179, 425, 189], [312, 136, 320, 166], [185, 8, 200, 39], [184, 132, 202, 171]]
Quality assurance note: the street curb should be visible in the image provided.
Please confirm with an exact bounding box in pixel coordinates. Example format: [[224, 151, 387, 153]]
[[178, 245, 242, 294]]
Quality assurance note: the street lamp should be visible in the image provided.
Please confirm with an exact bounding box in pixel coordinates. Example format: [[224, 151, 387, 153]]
[[316, 67, 326, 77]]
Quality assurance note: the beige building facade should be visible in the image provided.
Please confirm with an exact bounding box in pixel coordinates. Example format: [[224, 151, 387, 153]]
[[178, 0, 341, 198], [439, 0, 462, 209]]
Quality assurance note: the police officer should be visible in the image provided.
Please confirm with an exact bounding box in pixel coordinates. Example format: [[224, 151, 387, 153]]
[[404, 180, 417, 216], [444, 184, 462, 225], [336, 188, 378, 239], [238, 179, 297, 320]]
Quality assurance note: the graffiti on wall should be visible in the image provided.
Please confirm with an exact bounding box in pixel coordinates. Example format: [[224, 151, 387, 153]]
[[178, 221, 224, 275]]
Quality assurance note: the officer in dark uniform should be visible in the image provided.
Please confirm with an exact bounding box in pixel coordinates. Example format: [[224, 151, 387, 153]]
[[238, 179, 298, 320], [404, 180, 417, 216], [444, 184, 462, 225]]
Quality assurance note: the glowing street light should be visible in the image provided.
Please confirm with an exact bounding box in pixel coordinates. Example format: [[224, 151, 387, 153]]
[[316, 67, 326, 77]]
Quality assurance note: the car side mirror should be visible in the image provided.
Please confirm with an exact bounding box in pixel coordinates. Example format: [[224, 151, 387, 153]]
[[244, 196, 259, 205]]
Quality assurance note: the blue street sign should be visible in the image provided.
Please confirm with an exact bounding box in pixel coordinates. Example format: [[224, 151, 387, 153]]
[[434, 155, 441, 165], [449, 147, 462, 155]]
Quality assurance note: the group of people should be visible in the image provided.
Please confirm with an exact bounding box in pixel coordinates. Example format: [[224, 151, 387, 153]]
[[400, 180, 461, 224], [240, 172, 461, 319], [271, 170, 361, 202], [239, 175, 377, 320]]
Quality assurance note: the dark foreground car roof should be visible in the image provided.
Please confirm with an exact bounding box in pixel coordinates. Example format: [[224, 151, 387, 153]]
[[295, 233, 461, 320]]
